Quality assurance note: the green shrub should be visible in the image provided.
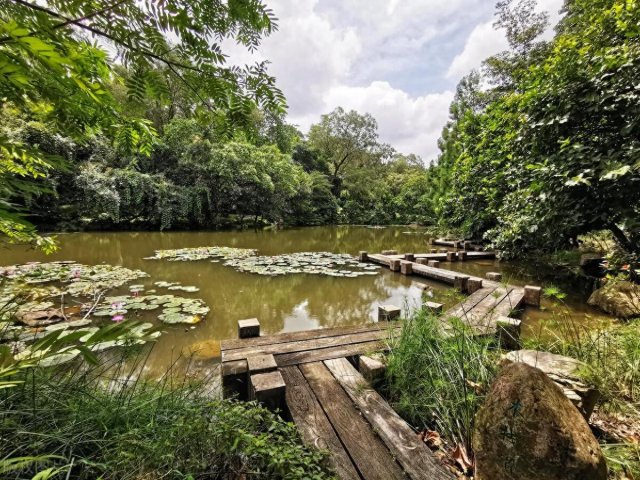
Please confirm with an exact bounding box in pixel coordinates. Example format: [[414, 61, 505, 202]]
[[386, 309, 498, 454], [0, 359, 333, 479]]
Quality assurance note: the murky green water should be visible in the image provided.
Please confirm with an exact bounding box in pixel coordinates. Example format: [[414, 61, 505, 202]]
[[1, 226, 611, 375]]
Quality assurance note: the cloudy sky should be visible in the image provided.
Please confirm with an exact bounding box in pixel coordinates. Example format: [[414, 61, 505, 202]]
[[229, 0, 565, 162]]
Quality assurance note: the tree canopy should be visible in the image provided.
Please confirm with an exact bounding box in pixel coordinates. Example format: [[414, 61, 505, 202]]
[[437, 0, 640, 258], [0, 0, 285, 249]]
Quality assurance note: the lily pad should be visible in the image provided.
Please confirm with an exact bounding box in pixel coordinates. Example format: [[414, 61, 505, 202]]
[[158, 312, 202, 325], [145, 246, 256, 262], [224, 251, 380, 278]]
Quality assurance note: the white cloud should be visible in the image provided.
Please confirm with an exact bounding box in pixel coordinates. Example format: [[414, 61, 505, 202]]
[[446, 0, 565, 80], [446, 21, 508, 79], [314, 81, 454, 161], [222, 0, 564, 161]]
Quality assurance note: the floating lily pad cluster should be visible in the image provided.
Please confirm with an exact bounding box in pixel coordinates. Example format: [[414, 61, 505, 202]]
[[224, 252, 381, 277], [0, 261, 148, 297], [145, 246, 381, 278], [144, 246, 256, 262], [93, 290, 209, 325], [153, 281, 200, 293], [1, 260, 211, 348]]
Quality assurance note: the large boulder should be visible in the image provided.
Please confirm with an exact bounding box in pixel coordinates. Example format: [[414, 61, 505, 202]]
[[474, 362, 607, 480], [588, 280, 640, 319]]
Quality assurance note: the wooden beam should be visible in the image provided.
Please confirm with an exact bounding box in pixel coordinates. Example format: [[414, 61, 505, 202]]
[[250, 370, 285, 411], [378, 305, 401, 321], [524, 285, 542, 307], [223, 327, 399, 363], [486, 272, 502, 281], [276, 340, 389, 367], [400, 260, 413, 275], [238, 318, 260, 338], [324, 358, 455, 479], [222, 322, 394, 352], [301, 362, 406, 480], [281, 366, 360, 480]]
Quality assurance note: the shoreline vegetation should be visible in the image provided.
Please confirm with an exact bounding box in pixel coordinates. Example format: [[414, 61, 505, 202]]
[[386, 302, 640, 478], [0, 346, 334, 479]]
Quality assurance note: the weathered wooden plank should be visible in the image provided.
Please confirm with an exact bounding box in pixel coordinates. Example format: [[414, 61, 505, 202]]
[[221, 322, 393, 352], [391, 251, 495, 261], [325, 358, 455, 480], [301, 362, 406, 480], [411, 263, 469, 291], [470, 288, 525, 335], [367, 253, 392, 267], [223, 327, 400, 363], [455, 287, 512, 328], [281, 366, 361, 480], [276, 340, 390, 367], [410, 263, 459, 285], [442, 287, 496, 321], [492, 288, 525, 318], [431, 239, 460, 247]]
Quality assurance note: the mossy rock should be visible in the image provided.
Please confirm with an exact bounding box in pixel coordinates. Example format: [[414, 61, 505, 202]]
[[473, 362, 607, 480], [587, 280, 640, 319]]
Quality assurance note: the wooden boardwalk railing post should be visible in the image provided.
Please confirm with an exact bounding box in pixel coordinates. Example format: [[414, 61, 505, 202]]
[[378, 305, 401, 321], [238, 318, 260, 338]]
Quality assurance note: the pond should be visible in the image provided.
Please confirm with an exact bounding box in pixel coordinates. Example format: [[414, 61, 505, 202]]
[[1, 226, 612, 376]]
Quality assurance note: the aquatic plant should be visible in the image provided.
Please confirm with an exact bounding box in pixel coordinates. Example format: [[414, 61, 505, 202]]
[[145, 246, 381, 278], [144, 246, 257, 261], [224, 251, 381, 277], [1, 261, 213, 360]]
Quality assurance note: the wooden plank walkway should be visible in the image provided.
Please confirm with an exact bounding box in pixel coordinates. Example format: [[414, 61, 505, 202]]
[[220, 250, 538, 480], [386, 251, 496, 261], [221, 323, 454, 479], [368, 252, 485, 292]]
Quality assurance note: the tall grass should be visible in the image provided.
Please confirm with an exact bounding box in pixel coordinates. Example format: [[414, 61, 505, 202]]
[[386, 309, 498, 454], [0, 348, 333, 479], [525, 291, 640, 413]]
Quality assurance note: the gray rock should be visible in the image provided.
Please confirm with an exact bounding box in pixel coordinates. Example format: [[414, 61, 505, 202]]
[[502, 350, 599, 420]]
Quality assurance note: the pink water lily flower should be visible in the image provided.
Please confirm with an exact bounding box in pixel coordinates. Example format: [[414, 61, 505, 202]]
[[112, 315, 124, 322]]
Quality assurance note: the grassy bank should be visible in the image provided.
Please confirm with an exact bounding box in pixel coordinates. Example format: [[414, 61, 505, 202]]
[[0, 354, 333, 479], [386, 302, 640, 478]]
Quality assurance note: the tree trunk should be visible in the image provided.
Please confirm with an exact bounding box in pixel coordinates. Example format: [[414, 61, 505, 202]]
[[608, 222, 634, 253]]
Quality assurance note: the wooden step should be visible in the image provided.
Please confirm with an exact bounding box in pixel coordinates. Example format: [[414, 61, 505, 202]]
[[281, 366, 361, 480]]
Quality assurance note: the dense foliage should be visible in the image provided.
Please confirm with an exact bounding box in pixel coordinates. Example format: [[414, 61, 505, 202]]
[[387, 309, 497, 460], [2, 0, 638, 262], [0, 0, 284, 248], [0, 364, 332, 479], [3, 106, 441, 231], [436, 0, 640, 258]]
